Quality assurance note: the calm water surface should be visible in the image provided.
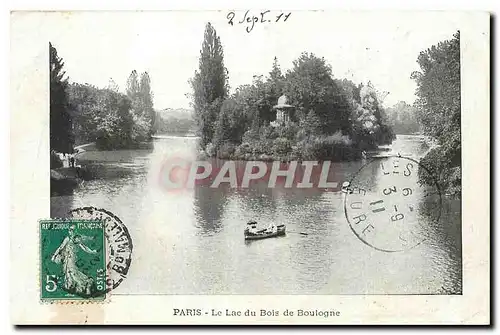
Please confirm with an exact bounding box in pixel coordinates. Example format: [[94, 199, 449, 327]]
[[51, 135, 462, 295]]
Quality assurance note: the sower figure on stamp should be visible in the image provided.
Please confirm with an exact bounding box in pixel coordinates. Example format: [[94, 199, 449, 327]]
[[51, 224, 97, 296]]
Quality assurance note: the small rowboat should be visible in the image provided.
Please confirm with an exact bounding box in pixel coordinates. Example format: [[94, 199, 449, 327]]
[[244, 224, 286, 241]]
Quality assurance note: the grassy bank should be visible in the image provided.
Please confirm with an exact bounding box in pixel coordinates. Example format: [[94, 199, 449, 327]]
[[203, 131, 364, 162]]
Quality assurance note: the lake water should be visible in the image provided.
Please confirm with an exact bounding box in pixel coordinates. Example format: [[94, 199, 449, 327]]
[[51, 135, 462, 295]]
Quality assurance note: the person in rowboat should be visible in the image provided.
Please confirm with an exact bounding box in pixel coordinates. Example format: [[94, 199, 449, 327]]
[[266, 223, 278, 234], [246, 221, 258, 235]]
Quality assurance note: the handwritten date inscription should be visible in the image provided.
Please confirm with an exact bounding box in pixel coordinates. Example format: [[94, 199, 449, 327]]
[[227, 10, 291, 33]]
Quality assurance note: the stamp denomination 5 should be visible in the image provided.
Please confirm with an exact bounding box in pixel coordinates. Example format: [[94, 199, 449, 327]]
[[39, 219, 106, 301]]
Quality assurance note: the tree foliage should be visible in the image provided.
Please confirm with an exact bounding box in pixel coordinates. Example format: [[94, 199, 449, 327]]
[[284, 53, 352, 135], [49, 44, 158, 153], [126, 70, 140, 98], [68, 83, 134, 149], [50, 42, 74, 154], [332, 79, 395, 149], [412, 32, 460, 141], [190, 23, 229, 148], [189, 25, 396, 161], [139, 72, 155, 129], [412, 31, 461, 195], [126, 70, 156, 141], [212, 98, 248, 149]]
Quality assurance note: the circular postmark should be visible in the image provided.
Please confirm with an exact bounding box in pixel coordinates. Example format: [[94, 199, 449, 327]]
[[344, 156, 442, 252], [67, 207, 133, 296]]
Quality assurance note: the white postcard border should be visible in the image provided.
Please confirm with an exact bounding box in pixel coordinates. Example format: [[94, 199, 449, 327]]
[[10, 10, 489, 325]]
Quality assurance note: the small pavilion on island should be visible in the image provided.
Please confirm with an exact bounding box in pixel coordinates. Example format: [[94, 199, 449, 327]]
[[272, 95, 295, 125]]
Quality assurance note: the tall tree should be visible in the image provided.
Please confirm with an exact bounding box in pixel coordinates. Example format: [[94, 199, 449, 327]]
[[126, 70, 140, 100], [269, 57, 284, 85], [263, 57, 285, 123], [190, 22, 228, 148], [139, 71, 155, 134], [50, 42, 74, 154], [411, 31, 461, 195], [126, 70, 155, 141]]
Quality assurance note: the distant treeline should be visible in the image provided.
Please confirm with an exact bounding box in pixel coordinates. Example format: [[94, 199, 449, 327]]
[[190, 23, 396, 162], [153, 109, 196, 135], [386, 101, 421, 135]]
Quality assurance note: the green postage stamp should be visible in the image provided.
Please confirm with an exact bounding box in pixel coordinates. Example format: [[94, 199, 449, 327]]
[[39, 219, 106, 302]]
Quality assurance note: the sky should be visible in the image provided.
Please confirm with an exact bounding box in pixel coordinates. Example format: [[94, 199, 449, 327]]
[[49, 11, 461, 110]]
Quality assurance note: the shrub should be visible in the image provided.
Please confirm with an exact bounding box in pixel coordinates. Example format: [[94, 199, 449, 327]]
[[216, 142, 237, 159], [241, 126, 261, 144], [299, 133, 361, 161], [50, 151, 63, 169], [419, 146, 461, 196], [278, 122, 300, 141], [205, 142, 216, 157], [262, 125, 279, 140], [272, 137, 293, 157]]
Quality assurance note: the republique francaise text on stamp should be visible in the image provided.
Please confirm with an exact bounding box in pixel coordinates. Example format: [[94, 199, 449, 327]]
[[39, 219, 107, 301]]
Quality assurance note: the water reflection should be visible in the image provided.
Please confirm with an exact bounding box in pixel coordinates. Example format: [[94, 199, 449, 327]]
[[193, 184, 229, 235]]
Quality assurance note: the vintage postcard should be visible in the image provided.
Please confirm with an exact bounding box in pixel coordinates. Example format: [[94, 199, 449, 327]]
[[10, 10, 489, 324]]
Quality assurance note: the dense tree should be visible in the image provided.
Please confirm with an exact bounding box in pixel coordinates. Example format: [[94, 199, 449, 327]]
[[50, 42, 74, 154], [126, 70, 155, 141], [301, 110, 322, 136], [221, 58, 285, 129], [231, 75, 275, 126], [357, 82, 395, 146], [269, 57, 284, 85], [212, 98, 248, 150], [335, 79, 362, 105], [335, 79, 395, 148], [262, 57, 285, 123], [139, 72, 155, 130], [190, 22, 228, 148], [96, 89, 134, 149], [68, 83, 134, 149], [412, 32, 460, 140], [411, 31, 461, 195], [126, 70, 140, 99], [284, 53, 352, 135]]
